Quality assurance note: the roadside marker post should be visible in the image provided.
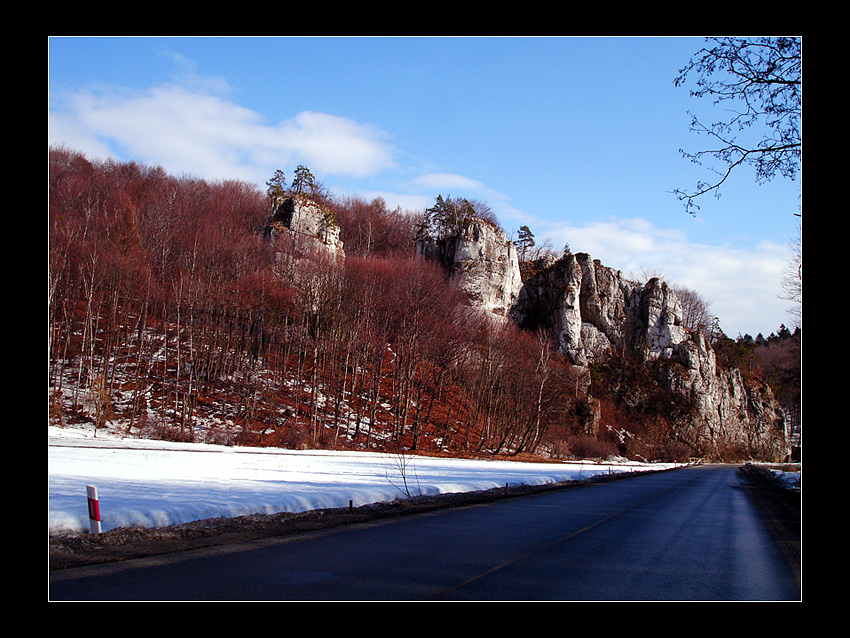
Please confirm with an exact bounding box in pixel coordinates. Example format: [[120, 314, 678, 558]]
[[86, 485, 102, 534]]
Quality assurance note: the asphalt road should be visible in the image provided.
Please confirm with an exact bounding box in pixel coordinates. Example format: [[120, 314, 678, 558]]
[[49, 464, 800, 601]]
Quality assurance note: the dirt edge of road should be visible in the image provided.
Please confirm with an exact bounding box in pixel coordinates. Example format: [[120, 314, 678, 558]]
[[49, 464, 800, 576]]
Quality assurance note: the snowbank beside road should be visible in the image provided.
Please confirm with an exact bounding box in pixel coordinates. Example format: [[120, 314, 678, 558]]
[[48, 426, 680, 536]]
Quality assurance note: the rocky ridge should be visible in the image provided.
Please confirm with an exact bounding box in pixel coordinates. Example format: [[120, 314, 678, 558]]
[[261, 197, 788, 460], [420, 220, 789, 460]]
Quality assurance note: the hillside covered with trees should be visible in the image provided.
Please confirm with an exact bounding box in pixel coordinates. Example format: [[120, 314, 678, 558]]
[[48, 146, 800, 462]]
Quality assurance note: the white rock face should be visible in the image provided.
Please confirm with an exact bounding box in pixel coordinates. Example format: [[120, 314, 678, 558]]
[[416, 219, 522, 318], [639, 276, 690, 361], [410, 221, 786, 459], [512, 253, 690, 365], [265, 195, 344, 256], [658, 332, 787, 459], [512, 252, 788, 458]]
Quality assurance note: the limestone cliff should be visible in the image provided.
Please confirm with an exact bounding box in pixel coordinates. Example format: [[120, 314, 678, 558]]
[[264, 194, 344, 256], [655, 330, 787, 459], [512, 253, 688, 366], [510, 252, 788, 459], [418, 229, 789, 459], [415, 218, 522, 318]]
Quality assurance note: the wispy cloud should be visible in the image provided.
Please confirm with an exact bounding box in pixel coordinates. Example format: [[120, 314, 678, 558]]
[[48, 82, 396, 186], [409, 173, 487, 193]]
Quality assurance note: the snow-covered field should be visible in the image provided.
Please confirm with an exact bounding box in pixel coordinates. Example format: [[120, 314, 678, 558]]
[[48, 425, 681, 537]]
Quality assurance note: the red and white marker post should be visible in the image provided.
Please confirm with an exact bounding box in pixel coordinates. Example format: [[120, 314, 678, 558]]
[[86, 485, 102, 533]]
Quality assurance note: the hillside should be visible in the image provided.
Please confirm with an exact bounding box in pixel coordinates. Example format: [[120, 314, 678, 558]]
[[48, 147, 798, 463]]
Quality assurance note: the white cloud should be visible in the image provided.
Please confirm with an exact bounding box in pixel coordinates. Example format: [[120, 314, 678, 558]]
[[48, 83, 396, 186], [409, 172, 487, 192], [407, 172, 516, 211], [270, 111, 396, 178], [48, 108, 115, 161]]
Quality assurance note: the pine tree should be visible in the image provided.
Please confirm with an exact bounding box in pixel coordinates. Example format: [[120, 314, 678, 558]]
[[266, 169, 286, 203], [516, 225, 535, 262]]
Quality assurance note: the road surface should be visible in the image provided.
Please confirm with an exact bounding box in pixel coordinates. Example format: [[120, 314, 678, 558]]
[[49, 464, 800, 601]]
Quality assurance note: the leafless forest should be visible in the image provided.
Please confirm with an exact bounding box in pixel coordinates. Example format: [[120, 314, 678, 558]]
[[48, 146, 799, 462]]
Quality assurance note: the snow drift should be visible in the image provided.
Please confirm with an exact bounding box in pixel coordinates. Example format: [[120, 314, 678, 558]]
[[48, 426, 680, 536]]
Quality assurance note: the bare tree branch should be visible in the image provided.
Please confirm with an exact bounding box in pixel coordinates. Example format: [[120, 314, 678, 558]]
[[674, 36, 801, 214]]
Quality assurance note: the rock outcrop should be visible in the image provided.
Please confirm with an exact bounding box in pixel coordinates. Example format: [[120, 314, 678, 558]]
[[264, 194, 344, 257], [415, 218, 522, 318], [511, 252, 788, 459], [419, 232, 788, 459], [512, 253, 688, 366], [654, 330, 787, 459]]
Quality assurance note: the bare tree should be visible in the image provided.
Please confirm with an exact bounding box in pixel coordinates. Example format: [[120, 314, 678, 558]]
[[674, 37, 801, 214], [628, 266, 665, 285], [780, 224, 802, 327], [333, 195, 419, 257], [672, 285, 715, 334]]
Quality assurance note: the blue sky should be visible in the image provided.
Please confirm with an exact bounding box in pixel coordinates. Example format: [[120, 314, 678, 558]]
[[48, 36, 801, 338]]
